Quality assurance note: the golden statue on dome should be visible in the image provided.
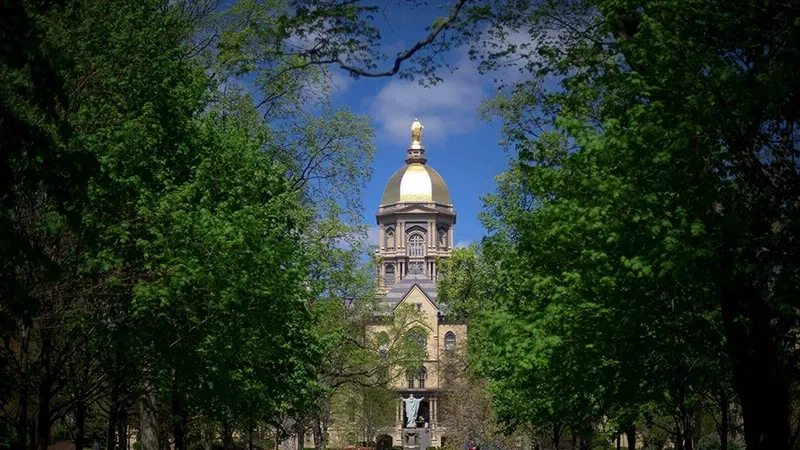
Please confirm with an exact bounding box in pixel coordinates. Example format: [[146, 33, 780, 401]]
[[411, 118, 423, 148]]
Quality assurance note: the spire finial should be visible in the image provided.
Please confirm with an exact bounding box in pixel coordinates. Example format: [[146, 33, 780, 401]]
[[411, 119, 423, 148], [406, 119, 427, 164]]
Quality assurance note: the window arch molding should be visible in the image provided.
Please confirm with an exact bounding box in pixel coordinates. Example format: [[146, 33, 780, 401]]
[[444, 332, 456, 350], [385, 227, 396, 249], [407, 232, 425, 257]]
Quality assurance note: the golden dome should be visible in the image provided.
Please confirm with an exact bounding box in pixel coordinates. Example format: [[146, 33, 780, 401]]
[[381, 163, 452, 205]]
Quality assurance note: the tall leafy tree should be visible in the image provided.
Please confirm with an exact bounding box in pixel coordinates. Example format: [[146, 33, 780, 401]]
[[436, 1, 800, 449]]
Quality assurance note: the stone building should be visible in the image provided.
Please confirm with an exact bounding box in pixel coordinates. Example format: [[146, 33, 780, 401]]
[[369, 120, 466, 450], [304, 120, 466, 450]]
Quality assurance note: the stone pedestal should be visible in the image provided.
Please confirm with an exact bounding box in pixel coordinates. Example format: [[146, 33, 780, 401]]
[[403, 429, 419, 450], [403, 428, 431, 450]]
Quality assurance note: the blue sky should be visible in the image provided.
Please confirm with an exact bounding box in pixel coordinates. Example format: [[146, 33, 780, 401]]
[[321, 3, 521, 248]]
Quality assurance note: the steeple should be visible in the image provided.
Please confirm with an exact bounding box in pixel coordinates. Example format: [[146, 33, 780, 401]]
[[376, 119, 456, 290], [406, 119, 427, 164]]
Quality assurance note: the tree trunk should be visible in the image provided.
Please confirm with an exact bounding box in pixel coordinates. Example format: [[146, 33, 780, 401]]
[[171, 381, 187, 450], [578, 434, 592, 450], [36, 332, 53, 450], [117, 411, 127, 450], [138, 392, 160, 450], [312, 417, 327, 450], [579, 420, 593, 450], [625, 426, 635, 450], [248, 424, 254, 450], [75, 400, 86, 450], [675, 379, 693, 450], [107, 379, 119, 450], [221, 422, 233, 450], [551, 424, 562, 450], [720, 260, 791, 450], [30, 421, 37, 450], [719, 398, 729, 450], [15, 325, 31, 450]]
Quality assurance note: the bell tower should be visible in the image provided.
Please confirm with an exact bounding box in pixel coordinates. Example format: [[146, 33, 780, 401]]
[[376, 120, 456, 293]]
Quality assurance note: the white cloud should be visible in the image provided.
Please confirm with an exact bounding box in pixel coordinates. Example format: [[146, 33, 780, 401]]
[[455, 240, 472, 249], [369, 48, 487, 145], [328, 70, 353, 93], [367, 28, 559, 144]]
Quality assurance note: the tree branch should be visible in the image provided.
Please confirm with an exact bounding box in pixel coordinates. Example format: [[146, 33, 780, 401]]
[[335, 0, 470, 78]]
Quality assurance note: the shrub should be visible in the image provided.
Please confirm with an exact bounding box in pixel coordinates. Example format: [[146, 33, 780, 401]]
[[53, 427, 72, 441], [697, 435, 745, 450]]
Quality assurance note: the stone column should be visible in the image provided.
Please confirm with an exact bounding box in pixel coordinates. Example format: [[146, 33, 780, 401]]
[[448, 226, 454, 249], [399, 221, 405, 249], [397, 398, 403, 428], [432, 398, 437, 428]]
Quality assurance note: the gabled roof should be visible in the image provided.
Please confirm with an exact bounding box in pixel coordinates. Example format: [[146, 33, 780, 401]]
[[383, 273, 438, 307]]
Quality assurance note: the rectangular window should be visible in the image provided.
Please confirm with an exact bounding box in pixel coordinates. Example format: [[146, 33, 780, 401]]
[[416, 304, 421, 312]]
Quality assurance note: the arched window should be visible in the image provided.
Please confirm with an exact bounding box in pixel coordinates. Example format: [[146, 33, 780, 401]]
[[408, 233, 425, 257], [444, 332, 456, 350], [417, 367, 427, 389], [408, 327, 426, 351], [385, 228, 395, 249], [385, 264, 395, 287], [406, 370, 415, 389]]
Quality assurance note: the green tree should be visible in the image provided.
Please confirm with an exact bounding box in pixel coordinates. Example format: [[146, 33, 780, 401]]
[[441, 1, 800, 449]]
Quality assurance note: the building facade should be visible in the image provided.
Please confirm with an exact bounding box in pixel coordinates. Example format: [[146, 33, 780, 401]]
[[300, 120, 466, 450], [371, 120, 466, 450]]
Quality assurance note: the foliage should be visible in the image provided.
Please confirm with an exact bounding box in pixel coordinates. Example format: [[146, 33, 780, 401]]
[[437, 345, 521, 450], [0, 0, 391, 449], [433, 1, 800, 450], [437, 246, 501, 322], [331, 383, 396, 447]]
